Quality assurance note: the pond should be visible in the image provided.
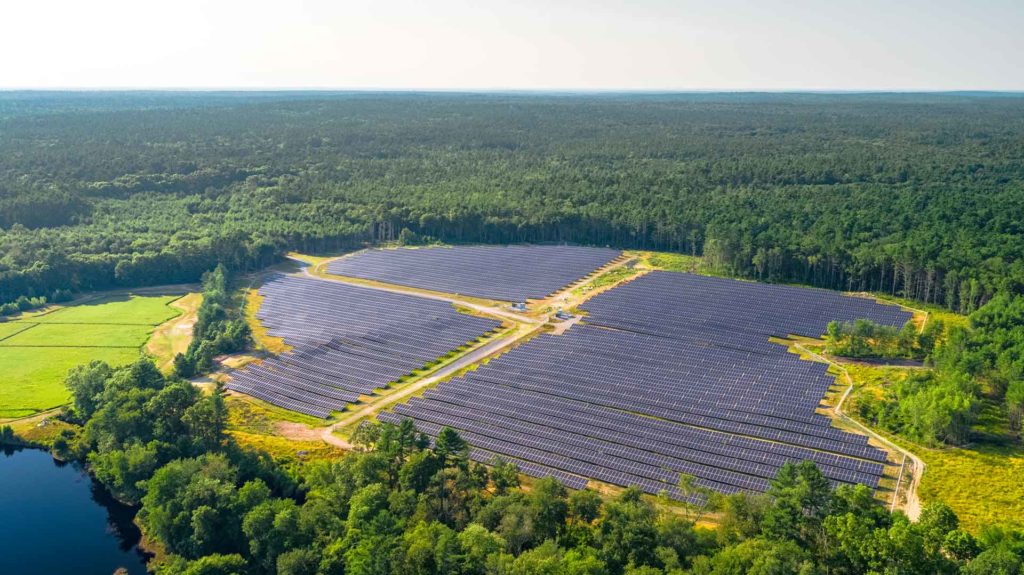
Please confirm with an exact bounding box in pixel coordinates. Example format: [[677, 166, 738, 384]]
[[0, 447, 151, 575]]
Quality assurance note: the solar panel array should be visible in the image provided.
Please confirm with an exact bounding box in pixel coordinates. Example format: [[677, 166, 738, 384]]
[[325, 245, 623, 302], [227, 275, 502, 417], [382, 271, 911, 499]]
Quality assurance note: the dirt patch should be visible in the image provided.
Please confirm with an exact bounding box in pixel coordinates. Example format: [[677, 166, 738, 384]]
[[275, 421, 325, 441]]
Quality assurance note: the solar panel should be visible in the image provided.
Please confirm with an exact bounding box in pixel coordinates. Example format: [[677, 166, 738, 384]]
[[384, 270, 904, 499], [226, 274, 502, 417], [326, 245, 623, 302]]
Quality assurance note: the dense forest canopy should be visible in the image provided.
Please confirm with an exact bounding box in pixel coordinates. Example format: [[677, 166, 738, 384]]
[[1, 91, 1023, 311]]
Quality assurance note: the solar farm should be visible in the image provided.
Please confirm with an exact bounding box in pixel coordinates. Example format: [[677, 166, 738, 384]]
[[380, 271, 912, 499], [227, 275, 502, 417], [326, 245, 624, 301], [234, 246, 913, 500]]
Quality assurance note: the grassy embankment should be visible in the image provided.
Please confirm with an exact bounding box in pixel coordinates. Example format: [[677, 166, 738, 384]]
[[806, 303, 1024, 532], [146, 292, 203, 373], [0, 294, 187, 420]]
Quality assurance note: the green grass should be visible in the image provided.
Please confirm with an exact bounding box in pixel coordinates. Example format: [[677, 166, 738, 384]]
[[0, 294, 185, 418], [916, 442, 1024, 533], [0, 322, 34, 341], [0, 347, 142, 417], [0, 323, 155, 347], [30, 295, 181, 324], [226, 395, 328, 430], [841, 360, 1024, 533], [633, 251, 708, 273]]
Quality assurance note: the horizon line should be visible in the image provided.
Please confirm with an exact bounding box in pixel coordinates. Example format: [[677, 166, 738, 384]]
[[2, 87, 1024, 95]]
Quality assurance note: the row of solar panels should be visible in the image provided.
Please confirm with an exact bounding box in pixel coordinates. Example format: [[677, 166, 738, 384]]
[[582, 271, 912, 340], [385, 270, 903, 498], [326, 245, 623, 302], [227, 274, 503, 418]]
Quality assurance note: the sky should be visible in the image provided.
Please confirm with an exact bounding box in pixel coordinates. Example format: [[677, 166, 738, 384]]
[[2, 0, 1022, 91]]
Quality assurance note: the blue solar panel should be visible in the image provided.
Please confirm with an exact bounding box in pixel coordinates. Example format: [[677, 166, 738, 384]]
[[225, 274, 502, 417], [326, 245, 622, 301], [385, 270, 905, 498]]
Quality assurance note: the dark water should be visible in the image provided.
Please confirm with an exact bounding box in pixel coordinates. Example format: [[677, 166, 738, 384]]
[[0, 447, 151, 575]]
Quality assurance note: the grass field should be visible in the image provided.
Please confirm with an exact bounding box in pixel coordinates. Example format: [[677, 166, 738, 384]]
[[31, 295, 182, 324], [842, 361, 1024, 532], [0, 347, 141, 418], [0, 322, 35, 341], [917, 441, 1024, 532], [0, 323, 156, 348], [0, 294, 185, 419]]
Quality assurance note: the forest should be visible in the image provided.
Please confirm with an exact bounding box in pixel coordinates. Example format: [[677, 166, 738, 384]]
[[1, 92, 1023, 314], [2, 92, 1024, 573], [14, 355, 1020, 575]]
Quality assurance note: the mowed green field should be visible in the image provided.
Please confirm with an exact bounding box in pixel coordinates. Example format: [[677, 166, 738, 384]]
[[0, 322, 34, 341], [0, 295, 183, 418], [0, 323, 157, 348]]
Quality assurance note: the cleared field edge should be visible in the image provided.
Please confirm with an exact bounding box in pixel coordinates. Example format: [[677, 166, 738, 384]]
[[783, 300, 928, 517], [244, 287, 290, 355], [146, 292, 204, 373]]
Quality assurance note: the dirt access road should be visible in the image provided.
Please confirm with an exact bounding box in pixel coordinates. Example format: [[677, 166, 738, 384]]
[[267, 251, 636, 447], [318, 322, 541, 448], [796, 343, 924, 520], [290, 255, 540, 326]]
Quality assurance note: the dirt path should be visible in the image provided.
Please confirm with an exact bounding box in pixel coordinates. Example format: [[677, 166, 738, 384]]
[[318, 324, 540, 448], [253, 252, 640, 449], [147, 292, 203, 372], [292, 256, 540, 326], [797, 343, 925, 520]]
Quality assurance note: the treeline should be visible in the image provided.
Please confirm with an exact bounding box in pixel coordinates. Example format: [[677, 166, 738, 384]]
[[1, 93, 1023, 313], [172, 265, 251, 378], [857, 294, 1024, 445], [0, 291, 72, 316], [39, 356, 1023, 574], [825, 319, 943, 360]]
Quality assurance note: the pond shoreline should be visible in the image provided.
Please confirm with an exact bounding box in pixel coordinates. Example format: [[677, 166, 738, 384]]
[[0, 445, 154, 575]]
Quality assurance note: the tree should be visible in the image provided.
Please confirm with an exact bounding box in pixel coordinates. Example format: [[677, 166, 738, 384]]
[[491, 456, 521, 495], [530, 476, 568, 542], [963, 547, 1023, 575], [242, 498, 305, 573], [458, 523, 506, 574], [434, 427, 468, 468], [1007, 380, 1024, 434], [689, 537, 813, 575], [65, 361, 113, 420], [138, 454, 247, 558], [597, 487, 659, 572], [156, 553, 248, 575], [676, 473, 715, 525], [761, 461, 832, 547], [917, 502, 960, 553], [276, 547, 321, 575]]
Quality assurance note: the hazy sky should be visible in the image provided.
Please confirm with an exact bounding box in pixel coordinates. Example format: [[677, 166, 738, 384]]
[[3, 0, 1022, 91]]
